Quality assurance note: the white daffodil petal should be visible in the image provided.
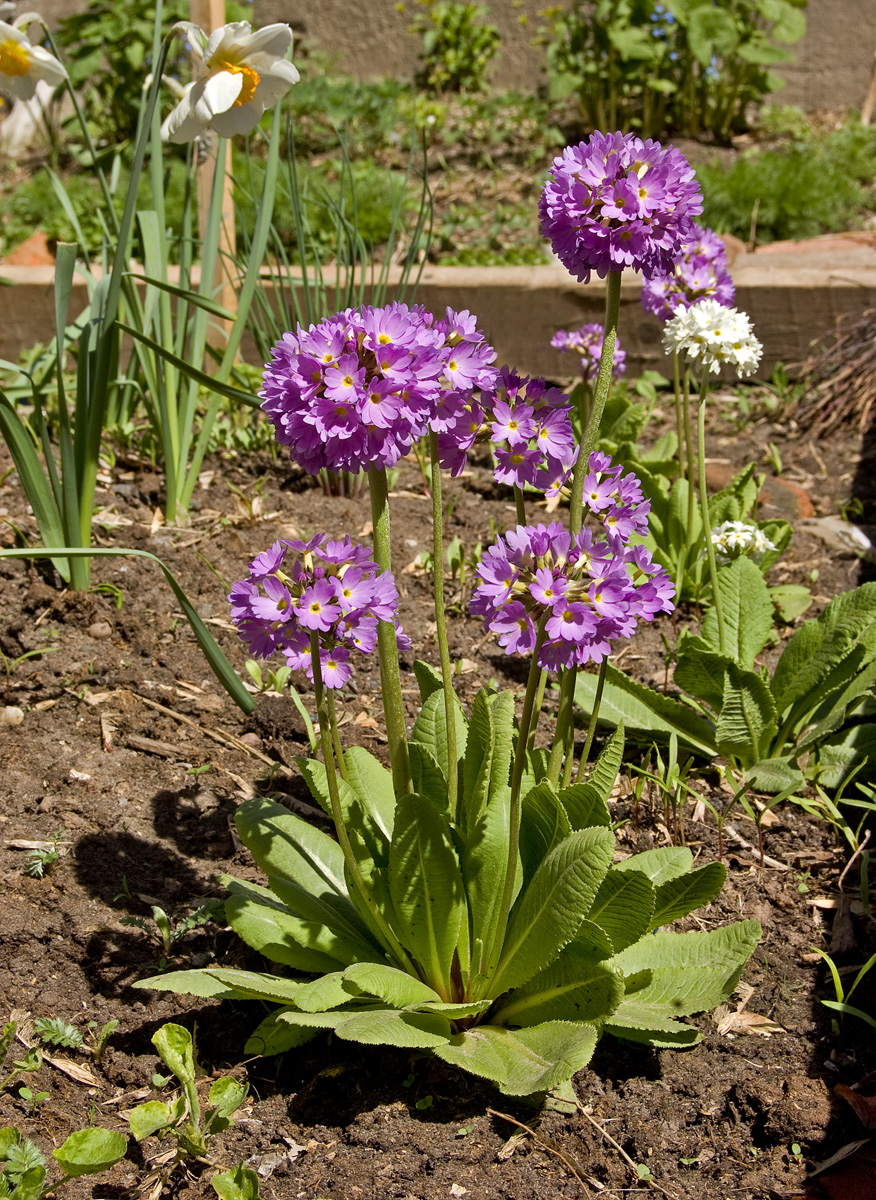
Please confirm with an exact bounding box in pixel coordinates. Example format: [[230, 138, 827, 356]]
[[27, 43, 68, 86], [198, 69, 245, 118], [210, 101, 266, 138], [231, 22, 295, 62], [0, 19, 26, 42], [161, 82, 204, 144]]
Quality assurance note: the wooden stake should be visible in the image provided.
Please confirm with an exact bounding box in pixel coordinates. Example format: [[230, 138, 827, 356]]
[[188, 0, 236, 346]]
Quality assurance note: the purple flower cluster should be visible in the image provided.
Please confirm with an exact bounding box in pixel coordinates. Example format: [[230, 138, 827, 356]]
[[539, 131, 703, 283], [260, 303, 498, 476], [471, 511, 674, 671], [551, 323, 627, 385], [640, 224, 735, 322], [229, 535, 407, 689], [435, 367, 576, 494]]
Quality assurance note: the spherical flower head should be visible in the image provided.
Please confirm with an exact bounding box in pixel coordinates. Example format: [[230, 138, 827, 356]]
[[539, 131, 703, 283], [436, 366, 575, 490], [162, 20, 299, 143], [711, 520, 776, 567], [551, 323, 626, 384], [663, 299, 763, 378], [0, 19, 68, 101], [641, 224, 735, 322], [261, 303, 450, 474], [471, 514, 674, 671], [228, 535, 400, 688]]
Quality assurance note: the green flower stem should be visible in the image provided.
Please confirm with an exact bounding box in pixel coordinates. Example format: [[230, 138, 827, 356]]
[[570, 269, 623, 529], [485, 619, 548, 983], [545, 668, 574, 788], [527, 668, 548, 753], [550, 269, 623, 790], [326, 692, 348, 783], [697, 373, 727, 654], [682, 366, 697, 593], [310, 634, 414, 973], [672, 351, 685, 481], [513, 484, 527, 528], [575, 656, 609, 783], [367, 466, 411, 798], [429, 431, 458, 820]]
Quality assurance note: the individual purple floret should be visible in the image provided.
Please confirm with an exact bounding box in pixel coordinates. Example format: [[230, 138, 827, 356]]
[[229, 536, 405, 688], [260, 303, 497, 476], [436, 366, 576, 492], [640, 224, 735, 322], [539, 131, 703, 283], [551, 323, 627, 385], [470, 507, 674, 671]]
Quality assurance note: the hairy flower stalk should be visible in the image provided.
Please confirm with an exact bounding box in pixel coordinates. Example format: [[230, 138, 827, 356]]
[[664, 300, 764, 643], [552, 322, 626, 430], [428, 431, 458, 819]]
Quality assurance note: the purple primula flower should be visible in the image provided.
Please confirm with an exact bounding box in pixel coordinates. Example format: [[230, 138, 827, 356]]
[[261, 302, 498, 476], [551, 323, 626, 385], [229, 536, 401, 689], [640, 223, 735, 322], [471, 475, 674, 670], [437, 366, 576, 491], [539, 131, 703, 283]]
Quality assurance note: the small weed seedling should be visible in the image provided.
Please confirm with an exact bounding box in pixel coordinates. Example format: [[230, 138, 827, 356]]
[[120, 899, 225, 968], [127, 1024, 248, 1185], [0, 1124, 127, 1198], [813, 947, 876, 1036], [0, 1023, 42, 1094], [32, 1016, 119, 1064], [25, 831, 67, 879]]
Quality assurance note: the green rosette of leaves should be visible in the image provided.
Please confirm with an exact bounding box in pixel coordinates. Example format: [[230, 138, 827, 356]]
[[137, 692, 760, 1098]]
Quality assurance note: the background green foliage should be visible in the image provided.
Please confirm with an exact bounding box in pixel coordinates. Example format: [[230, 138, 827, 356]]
[[408, 0, 501, 94], [540, 0, 808, 141]]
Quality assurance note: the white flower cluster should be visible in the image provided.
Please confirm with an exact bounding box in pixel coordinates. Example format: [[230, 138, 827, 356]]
[[663, 299, 763, 378], [711, 520, 776, 566]]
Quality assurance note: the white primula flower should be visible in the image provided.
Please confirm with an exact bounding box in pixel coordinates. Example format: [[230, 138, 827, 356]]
[[711, 520, 776, 566], [663, 299, 763, 378], [0, 20, 67, 101], [161, 20, 299, 144]]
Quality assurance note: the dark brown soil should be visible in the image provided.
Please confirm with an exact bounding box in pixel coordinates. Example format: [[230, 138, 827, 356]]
[[0, 409, 875, 1200]]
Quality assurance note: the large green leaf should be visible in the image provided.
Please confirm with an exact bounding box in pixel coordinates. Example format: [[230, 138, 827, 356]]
[[343, 963, 442, 1008], [771, 583, 876, 717], [556, 725, 624, 832], [613, 846, 693, 886], [294, 972, 360, 1013], [611, 920, 762, 1020], [388, 794, 465, 998], [245, 1011, 321, 1056], [408, 741, 449, 811], [674, 636, 731, 712], [488, 828, 615, 998], [495, 948, 623, 1028], [604, 1007, 702, 1047], [708, 463, 759, 525], [224, 879, 363, 972], [799, 655, 876, 748], [701, 557, 774, 669], [650, 863, 727, 929], [715, 663, 777, 764], [410, 689, 468, 798], [575, 664, 717, 757], [812, 722, 876, 789], [298, 757, 388, 886], [433, 1021, 598, 1096], [334, 1008, 452, 1049], [488, 690, 516, 806], [462, 689, 494, 831], [134, 967, 305, 1005], [520, 782, 572, 884], [233, 797, 375, 948], [343, 746, 396, 840], [463, 786, 515, 979], [587, 868, 655, 953]]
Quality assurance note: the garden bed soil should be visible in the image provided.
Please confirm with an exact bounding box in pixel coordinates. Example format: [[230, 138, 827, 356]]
[[0, 406, 875, 1200]]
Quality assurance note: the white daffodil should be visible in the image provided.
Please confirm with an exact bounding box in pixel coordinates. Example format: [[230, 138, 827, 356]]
[[0, 19, 67, 102], [663, 299, 763, 378], [161, 20, 299, 144]]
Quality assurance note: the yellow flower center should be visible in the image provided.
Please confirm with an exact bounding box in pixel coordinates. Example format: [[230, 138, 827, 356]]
[[213, 58, 260, 106], [0, 38, 30, 77]]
